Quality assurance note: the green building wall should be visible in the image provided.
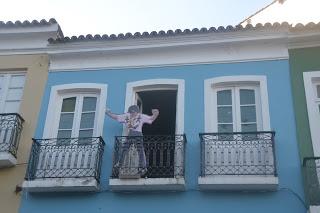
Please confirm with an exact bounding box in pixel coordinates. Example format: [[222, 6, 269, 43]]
[[289, 46, 320, 206]]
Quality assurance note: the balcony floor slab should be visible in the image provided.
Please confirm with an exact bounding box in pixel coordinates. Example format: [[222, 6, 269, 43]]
[[198, 175, 278, 191], [0, 152, 17, 167], [22, 177, 99, 192], [109, 177, 185, 191]]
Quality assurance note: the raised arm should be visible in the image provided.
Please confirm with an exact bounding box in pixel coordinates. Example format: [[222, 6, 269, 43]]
[[150, 109, 159, 122], [105, 108, 119, 120]]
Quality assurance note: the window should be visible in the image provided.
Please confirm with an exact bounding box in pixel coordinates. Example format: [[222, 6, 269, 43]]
[[304, 71, 320, 156], [57, 94, 98, 139], [43, 83, 107, 139], [205, 76, 270, 132], [215, 86, 261, 132], [315, 84, 320, 114], [0, 73, 26, 113]]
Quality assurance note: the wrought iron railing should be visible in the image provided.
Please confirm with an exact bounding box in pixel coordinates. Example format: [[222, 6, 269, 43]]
[[0, 113, 24, 158], [111, 135, 186, 179], [199, 131, 277, 176], [303, 157, 320, 205], [25, 137, 105, 182]]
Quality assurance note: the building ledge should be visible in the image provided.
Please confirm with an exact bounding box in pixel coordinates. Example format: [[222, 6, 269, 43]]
[[0, 152, 17, 167], [198, 175, 278, 191], [22, 177, 99, 192], [109, 177, 185, 191], [310, 206, 320, 213]]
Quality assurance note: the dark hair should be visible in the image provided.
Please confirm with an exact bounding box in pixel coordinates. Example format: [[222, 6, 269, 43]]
[[127, 105, 139, 113]]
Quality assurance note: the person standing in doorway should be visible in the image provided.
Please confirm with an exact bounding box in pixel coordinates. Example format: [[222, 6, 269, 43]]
[[106, 105, 159, 176]]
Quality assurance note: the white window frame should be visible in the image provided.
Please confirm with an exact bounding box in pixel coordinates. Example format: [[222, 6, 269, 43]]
[[124, 79, 185, 134], [43, 83, 108, 138], [204, 75, 271, 132], [0, 72, 26, 113], [303, 71, 320, 156]]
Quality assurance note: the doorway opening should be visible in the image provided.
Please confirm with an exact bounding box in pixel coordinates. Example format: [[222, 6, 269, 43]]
[[136, 89, 177, 178], [136, 90, 177, 135]]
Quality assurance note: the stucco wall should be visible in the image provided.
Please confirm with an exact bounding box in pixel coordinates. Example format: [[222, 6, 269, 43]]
[[289, 46, 320, 206], [0, 54, 49, 213], [20, 59, 305, 213], [289, 47, 320, 160]]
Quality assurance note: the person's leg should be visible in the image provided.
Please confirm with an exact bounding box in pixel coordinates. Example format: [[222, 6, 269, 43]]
[[130, 131, 147, 170]]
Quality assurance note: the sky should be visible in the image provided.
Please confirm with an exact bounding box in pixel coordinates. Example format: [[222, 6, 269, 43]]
[[1, 0, 273, 36]]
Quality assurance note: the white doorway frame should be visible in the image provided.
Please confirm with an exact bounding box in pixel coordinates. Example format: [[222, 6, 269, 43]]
[[124, 79, 185, 135]]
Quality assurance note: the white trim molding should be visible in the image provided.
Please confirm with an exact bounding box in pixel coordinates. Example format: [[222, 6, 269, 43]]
[[43, 83, 107, 138], [310, 206, 320, 213], [303, 71, 320, 156], [48, 31, 289, 72], [124, 79, 185, 134], [204, 75, 271, 132]]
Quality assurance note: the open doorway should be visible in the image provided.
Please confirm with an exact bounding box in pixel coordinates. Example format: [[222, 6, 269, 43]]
[[136, 90, 177, 178], [136, 90, 177, 135]]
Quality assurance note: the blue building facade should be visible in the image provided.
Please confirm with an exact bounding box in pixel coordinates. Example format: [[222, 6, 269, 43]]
[[20, 25, 306, 213]]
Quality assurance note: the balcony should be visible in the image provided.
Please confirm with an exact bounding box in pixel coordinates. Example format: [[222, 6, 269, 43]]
[[23, 137, 105, 192], [0, 113, 24, 167], [198, 131, 278, 191], [109, 134, 186, 191], [303, 157, 320, 213]]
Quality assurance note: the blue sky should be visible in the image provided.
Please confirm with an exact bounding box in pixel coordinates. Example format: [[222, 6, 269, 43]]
[[2, 0, 271, 36]]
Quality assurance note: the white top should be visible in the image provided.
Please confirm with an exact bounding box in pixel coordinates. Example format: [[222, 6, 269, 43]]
[[116, 113, 153, 132]]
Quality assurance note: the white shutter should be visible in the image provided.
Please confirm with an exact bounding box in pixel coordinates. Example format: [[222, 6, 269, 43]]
[[1, 74, 26, 113]]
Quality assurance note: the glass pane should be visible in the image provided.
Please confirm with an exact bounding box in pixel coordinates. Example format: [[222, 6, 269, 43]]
[[241, 124, 257, 132], [4, 101, 20, 113], [57, 130, 72, 138], [240, 89, 255, 105], [79, 129, 93, 138], [218, 124, 233, 133], [317, 85, 320, 98], [82, 97, 97, 112], [58, 113, 74, 129], [61, 97, 76, 112], [9, 75, 25, 88], [218, 106, 233, 123], [6, 88, 23, 101], [241, 106, 256, 123], [80, 113, 95, 128], [217, 90, 232, 105]]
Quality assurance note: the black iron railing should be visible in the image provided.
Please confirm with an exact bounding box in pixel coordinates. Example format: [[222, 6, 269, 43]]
[[303, 157, 320, 205], [25, 137, 105, 182], [111, 135, 186, 179], [0, 113, 24, 157], [199, 131, 277, 176]]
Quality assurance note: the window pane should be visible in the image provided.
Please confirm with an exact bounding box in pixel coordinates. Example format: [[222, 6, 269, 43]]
[[61, 97, 76, 112], [241, 124, 257, 132], [317, 85, 320, 98], [9, 75, 25, 88], [240, 89, 255, 105], [241, 106, 256, 122], [79, 129, 93, 138], [218, 106, 233, 123], [80, 112, 95, 129], [218, 124, 233, 133], [57, 130, 72, 138], [217, 90, 232, 105], [4, 101, 20, 113], [58, 113, 74, 129], [6, 88, 23, 101], [82, 97, 97, 112]]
